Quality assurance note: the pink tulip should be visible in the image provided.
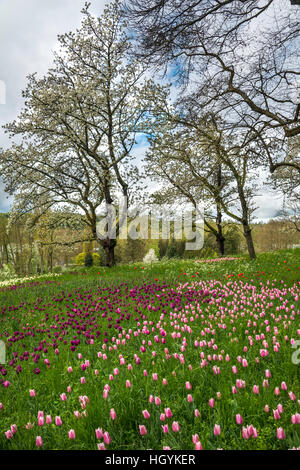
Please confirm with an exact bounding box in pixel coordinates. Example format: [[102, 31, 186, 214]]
[[209, 398, 215, 408], [139, 425, 147, 436], [273, 409, 281, 420], [103, 431, 111, 444], [55, 416, 62, 426], [155, 396, 161, 406], [277, 427, 286, 440], [142, 410, 150, 419], [10, 425, 17, 435], [289, 391, 296, 401], [38, 417, 44, 426], [172, 421, 180, 432], [281, 382, 287, 391], [95, 428, 103, 439], [214, 424, 221, 436], [291, 413, 300, 424], [68, 429, 76, 440], [277, 404, 284, 414], [5, 430, 13, 439], [36, 436, 43, 447], [149, 395, 154, 403]]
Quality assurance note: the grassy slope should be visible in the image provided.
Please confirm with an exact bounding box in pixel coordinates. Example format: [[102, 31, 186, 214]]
[[0, 249, 299, 450]]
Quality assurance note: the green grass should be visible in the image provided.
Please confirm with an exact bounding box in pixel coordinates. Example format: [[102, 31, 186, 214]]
[[0, 249, 299, 450]]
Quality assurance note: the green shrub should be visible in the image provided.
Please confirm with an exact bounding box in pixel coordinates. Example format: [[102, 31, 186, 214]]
[[92, 253, 101, 266], [75, 253, 86, 265], [76, 252, 101, 266], [166, 241, 177, 259], [199, 247, 218, 259], [53, 266, 62, 273], [85, 253, 94, 267], [0, 263, 16, 280]]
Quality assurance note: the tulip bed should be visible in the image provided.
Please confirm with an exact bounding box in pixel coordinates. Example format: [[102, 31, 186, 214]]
[[0, 250, 300, 450]]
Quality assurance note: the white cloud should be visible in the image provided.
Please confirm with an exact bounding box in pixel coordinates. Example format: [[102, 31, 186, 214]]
[[0, 0, 107, 209]]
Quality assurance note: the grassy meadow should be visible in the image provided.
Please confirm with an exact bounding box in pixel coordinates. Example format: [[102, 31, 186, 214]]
[[0, 249, 299, 450]]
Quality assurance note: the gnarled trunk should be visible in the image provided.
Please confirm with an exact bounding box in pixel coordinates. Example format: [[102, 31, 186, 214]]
[[242, 222, 256, 260], [216, 200, 225, 256], [216, 233, 225, 256], [102, 237, 116, 267]]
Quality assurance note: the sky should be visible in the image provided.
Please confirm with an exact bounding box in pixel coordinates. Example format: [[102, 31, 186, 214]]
[[0, 0, 107, 211], [0, 0, 285, 221]]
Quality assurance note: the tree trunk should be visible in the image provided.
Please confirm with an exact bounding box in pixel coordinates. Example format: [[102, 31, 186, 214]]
[[216, 233, 225, 256], [242, 223, 256, 259], [39, 245, 45, 274], [27, 245, 33, 274], [216, 164, 225, 256], [216, 202, 225, 256], [102, 237, 116, 267], [104, 244, 115, 267], [235, 177, 256, 260], [48, 250, 53, 272], [4, 244, 9, 264]]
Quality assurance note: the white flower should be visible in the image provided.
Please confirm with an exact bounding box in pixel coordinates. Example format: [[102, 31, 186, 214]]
[[143, 249, 158, 264]]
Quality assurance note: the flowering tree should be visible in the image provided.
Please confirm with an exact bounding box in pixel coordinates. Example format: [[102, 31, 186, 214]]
[[145, 104, 259, 259], [0, 0, 160, 266], [124, 0, 300, 172]]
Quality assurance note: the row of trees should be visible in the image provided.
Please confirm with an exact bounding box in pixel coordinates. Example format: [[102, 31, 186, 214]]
[[0, 0, 299, 266], [0, 211, 86, 275], [2, 209, 298, 275]]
